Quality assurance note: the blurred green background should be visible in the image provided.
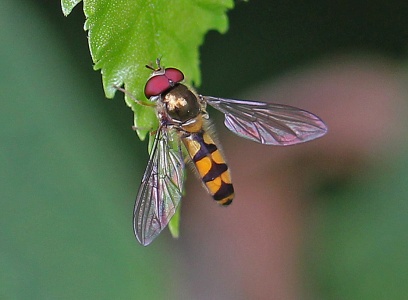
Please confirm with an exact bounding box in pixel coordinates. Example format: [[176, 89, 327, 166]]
[[1, 0, 408, 299]]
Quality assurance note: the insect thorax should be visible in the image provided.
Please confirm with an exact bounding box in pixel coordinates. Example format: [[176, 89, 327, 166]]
[[162, 84, 201, 124]]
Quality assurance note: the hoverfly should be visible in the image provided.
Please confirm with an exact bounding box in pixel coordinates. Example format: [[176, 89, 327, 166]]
[[125, 59, 327, 246]]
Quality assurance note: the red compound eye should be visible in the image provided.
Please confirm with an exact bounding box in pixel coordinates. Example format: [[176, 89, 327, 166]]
[[144, 75, 171, 98], [165, 68, 184, 83]]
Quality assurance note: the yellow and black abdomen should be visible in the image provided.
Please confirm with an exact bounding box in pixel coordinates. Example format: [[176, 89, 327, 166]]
[[182, 130, 234, 205]]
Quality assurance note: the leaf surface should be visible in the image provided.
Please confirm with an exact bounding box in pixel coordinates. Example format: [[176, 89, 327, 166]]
[[62, 0, 233, 139]]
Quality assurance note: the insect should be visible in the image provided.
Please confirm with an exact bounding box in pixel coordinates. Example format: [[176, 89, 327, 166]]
[[127, 59, 327, 246]]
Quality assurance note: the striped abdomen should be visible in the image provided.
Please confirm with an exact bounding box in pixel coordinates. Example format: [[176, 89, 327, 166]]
[[182, 130, 234, 205]]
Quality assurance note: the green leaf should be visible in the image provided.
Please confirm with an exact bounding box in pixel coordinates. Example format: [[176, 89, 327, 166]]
[[61, 0, 82, 16], [168, 202, 182, 239], [62, 0, 234, 140], [62, 0, 234, 242]]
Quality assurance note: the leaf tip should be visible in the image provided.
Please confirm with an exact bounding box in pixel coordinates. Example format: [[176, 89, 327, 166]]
[[61, 0, 82, 16]]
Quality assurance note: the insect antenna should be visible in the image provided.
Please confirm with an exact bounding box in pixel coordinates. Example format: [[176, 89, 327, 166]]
[[145, 57, 163, 71]]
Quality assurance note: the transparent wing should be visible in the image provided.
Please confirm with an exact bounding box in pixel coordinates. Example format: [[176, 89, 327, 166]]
[[204, 96, 328, 145], [134, 126, 185, 246]]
